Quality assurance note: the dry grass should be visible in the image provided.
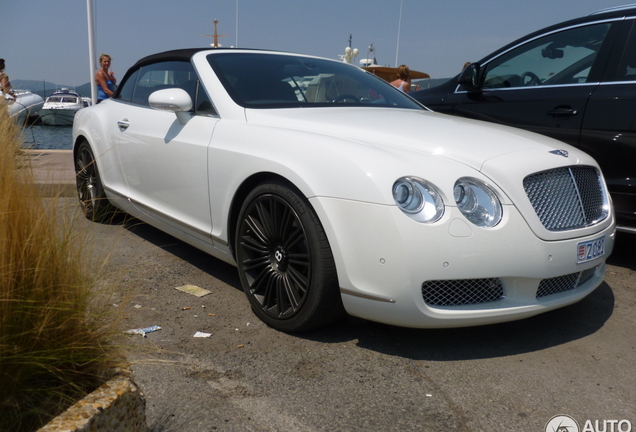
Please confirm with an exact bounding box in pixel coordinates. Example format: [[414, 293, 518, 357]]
[[0, 103, 122, 431]]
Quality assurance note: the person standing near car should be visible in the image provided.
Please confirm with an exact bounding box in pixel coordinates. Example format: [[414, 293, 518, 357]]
[[0, 58, 17, 99], [95, 54, 116, 103], [391, 64, 411, 93]]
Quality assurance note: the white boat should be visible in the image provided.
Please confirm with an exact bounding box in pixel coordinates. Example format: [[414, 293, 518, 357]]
[[4, 90, 44, 125], [38, 88, 90, 126]]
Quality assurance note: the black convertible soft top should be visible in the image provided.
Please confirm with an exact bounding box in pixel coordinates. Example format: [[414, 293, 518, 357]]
[[130, 48, 206, 69], [129, 47, 279, 70], [115, 48, 280, 99]]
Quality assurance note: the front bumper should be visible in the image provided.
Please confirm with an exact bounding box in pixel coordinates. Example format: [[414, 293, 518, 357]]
[[311, 197, 616, 328]]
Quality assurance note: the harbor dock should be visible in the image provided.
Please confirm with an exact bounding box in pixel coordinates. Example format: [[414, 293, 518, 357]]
[[23, 149, 75, 197]]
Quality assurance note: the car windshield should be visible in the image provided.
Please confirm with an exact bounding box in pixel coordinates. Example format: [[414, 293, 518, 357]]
[[207, 52, 423, 110]]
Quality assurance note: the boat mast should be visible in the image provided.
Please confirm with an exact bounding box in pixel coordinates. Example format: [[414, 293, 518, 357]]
[[202, 20, 231, 48], [395, 0, 403, 67]]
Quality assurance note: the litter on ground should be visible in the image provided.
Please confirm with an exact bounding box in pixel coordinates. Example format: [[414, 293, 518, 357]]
[[193, 331, 212, 338], [124, 325, 162, 337], [175, 284, 211, 297]]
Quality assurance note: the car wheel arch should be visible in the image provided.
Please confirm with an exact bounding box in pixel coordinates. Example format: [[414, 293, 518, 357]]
[[74, 139, 116, 222], [227, 172, 315, 259], [72, 136, 103, 192], [72, 135, 89, 162]]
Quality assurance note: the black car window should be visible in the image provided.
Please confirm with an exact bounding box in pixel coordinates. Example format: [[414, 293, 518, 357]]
[[482, 23, 611, 89], [616, 21, 636, 81], [207, 52, 423, 109]]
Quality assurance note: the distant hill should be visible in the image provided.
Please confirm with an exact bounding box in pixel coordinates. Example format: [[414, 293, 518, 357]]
[[75, 83, 92, 97], [12, 80, 92, 99]]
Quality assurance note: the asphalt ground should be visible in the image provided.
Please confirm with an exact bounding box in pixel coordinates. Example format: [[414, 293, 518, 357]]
[[36, 151, 636, 431]]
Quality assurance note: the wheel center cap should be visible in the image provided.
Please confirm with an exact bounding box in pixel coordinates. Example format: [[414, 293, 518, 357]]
[[273, 246, 287, 271], [274, 249, 283, 263]]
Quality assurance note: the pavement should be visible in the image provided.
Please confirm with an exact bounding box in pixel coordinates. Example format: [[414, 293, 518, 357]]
[[27, 149, 636, 431], [22, 149, 76, 198]]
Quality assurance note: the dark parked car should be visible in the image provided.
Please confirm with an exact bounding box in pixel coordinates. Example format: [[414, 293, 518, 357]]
[[411, 5, 636, 232]]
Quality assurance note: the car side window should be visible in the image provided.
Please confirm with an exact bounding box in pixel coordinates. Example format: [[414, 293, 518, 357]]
[[616, 21, 636, 81], [117, 69, 139, 102], [482, 23, 611, 89], [120, 61, 216, 114]]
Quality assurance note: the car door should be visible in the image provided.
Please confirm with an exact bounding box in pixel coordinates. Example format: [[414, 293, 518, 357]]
[[112, 60, 219, 243], [581, 18, 636, 226], [444, 21, 618, 147]]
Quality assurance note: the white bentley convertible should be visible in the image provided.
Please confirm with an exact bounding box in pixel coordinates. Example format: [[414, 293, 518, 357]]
[[73, 49, 615, 332]]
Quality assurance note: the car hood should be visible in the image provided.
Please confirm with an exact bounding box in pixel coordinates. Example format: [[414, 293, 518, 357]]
[[244, 107, 570, 171]]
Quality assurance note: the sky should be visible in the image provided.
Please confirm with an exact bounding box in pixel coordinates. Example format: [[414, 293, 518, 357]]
[[2, 0, 629, 87]]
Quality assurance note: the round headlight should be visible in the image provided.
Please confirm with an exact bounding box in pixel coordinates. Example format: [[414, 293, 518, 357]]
[[392, 177, 444, 223], [453, 178, 502, 227]]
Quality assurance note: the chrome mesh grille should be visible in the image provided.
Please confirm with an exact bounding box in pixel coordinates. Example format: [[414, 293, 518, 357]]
[[578, 267, 596, 286], [536, 266, 598, 298], [536, 273, 579, 298], [523, 166, 607, 231], [422, 279, 504, 306]]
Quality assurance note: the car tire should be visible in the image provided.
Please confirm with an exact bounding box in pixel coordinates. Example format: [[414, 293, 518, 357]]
[[75, 141, 114, 222], [235, 181, 345, 332]]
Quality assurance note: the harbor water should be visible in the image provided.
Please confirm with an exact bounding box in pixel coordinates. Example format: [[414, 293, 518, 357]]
[[22, 124, 73, 150]]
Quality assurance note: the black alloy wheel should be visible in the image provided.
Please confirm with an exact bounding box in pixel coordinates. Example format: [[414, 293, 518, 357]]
[[75, 141, 112, 222], [235, 182, 345, 332]]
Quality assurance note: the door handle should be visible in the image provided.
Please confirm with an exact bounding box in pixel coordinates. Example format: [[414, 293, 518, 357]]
[[117, 119, 130, 130], [547, 107, 578, 117]]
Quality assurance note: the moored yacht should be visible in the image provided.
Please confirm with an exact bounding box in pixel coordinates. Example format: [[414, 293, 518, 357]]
[[39, 88, 90, 126]]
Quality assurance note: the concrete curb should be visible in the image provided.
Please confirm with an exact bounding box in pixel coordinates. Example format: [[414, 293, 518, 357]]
[[37, 369, 147, 432], [23, 149, 76, 198]]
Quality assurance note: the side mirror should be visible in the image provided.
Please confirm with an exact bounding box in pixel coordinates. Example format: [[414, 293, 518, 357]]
[[149, 88, 193, 125], [457, 63, 481, 89]]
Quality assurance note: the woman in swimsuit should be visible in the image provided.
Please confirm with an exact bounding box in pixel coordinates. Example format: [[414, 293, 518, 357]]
[[95, 54, 117, 103]]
